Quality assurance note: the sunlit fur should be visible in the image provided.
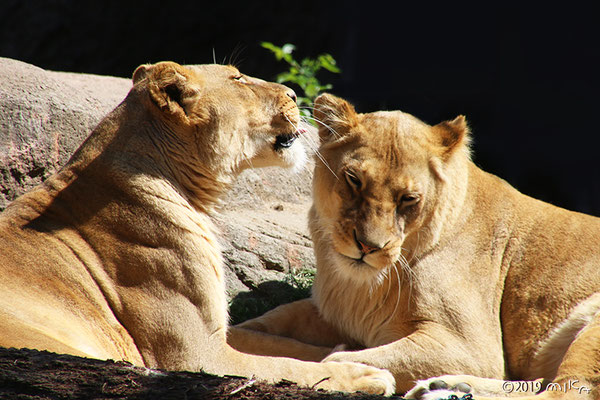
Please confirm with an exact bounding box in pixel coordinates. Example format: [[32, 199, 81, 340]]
[[0, 63, 395, 395], [310, 94, 473, 349], [237, 93, 600, 399], [311, 94, 600, 399]]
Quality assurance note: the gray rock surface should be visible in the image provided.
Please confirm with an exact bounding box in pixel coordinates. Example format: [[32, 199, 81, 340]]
[[0, 58, 131, 209], [0, 57, 316, 323]]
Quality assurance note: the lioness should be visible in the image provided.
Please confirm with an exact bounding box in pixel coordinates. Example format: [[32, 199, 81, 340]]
[[236, 94, 600, 399], [0, 64, 394, 395]]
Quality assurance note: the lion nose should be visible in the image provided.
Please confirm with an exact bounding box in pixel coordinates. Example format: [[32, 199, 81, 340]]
[[354, 231, 384, 255], [286, 89, 297, 103], [358, 240, 379, 254]]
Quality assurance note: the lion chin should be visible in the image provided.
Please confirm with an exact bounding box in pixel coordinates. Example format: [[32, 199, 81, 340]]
[[274, 134, 308, 172], [331, 249, 396, 287]]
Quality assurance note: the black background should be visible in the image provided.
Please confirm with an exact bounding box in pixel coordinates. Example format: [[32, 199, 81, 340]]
[[1, 1, 598, 215]]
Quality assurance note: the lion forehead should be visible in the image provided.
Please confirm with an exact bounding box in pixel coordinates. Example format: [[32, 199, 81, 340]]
[[340, 143, 426, 193], [188, 64, 238, 76]]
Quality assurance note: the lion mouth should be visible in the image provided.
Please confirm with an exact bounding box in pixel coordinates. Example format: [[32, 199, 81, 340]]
[[274, 127, 306, 150], [274, 132, 298, 149], [338, 251, 373, 269]]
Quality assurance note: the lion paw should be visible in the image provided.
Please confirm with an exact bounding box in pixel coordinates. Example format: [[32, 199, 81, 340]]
[[316, 361, 396, 396], [405, 377, 471, 400]]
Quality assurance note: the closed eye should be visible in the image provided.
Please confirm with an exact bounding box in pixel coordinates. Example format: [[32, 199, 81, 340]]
[[345, 171, 362, 190], [399, 194, 420, 207], [233, 75, 247, 83]]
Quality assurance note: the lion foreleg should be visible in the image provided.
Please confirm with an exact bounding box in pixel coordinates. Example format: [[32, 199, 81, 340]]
[[227, 326, 332, 361], [322, 321, 505, 394], [234, 298, 348, 348]]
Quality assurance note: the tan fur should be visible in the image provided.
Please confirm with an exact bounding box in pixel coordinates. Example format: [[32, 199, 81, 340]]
[[0, 66, 395, 395], [236, 93, 600, 399]]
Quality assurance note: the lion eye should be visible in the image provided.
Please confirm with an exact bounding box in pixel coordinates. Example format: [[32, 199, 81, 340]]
[[233, 75, 247, 83], [345, 171, 362, 190], [400, 194, 420, 207]]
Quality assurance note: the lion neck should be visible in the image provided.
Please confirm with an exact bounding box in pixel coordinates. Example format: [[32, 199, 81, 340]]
[[143, 118, 239, 214], [68, 101, 238, 216]]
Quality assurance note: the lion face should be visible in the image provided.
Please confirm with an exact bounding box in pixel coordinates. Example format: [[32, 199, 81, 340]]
[[132, 62, 306, 176], [311, 94, 468, 284]]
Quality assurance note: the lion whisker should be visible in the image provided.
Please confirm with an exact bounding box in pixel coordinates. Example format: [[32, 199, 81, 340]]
[[297, 117, 339, 181], [302, 114, 342, 139], [227, 44, 247, 68], [398, 249, 416, 310], [379, 263, 402, 325]]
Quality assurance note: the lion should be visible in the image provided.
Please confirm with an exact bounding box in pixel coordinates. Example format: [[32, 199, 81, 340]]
[[0, 64, 395, 395], [235, 93, 600, 399]]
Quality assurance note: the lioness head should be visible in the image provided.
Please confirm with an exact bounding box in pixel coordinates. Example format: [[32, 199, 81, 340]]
[[311, 94, 469, 283], [131, 61, 306, 184]]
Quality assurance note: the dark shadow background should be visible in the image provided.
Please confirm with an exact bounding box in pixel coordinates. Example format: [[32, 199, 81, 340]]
[[1, 1, 598, 215]]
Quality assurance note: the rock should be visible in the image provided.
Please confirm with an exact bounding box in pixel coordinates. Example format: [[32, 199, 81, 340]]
[[0, 57, 131, 210], [0, 57, 317, 323]]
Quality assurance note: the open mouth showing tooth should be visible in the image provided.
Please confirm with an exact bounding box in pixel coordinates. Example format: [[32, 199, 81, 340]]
[[274, 132, 298, 149]]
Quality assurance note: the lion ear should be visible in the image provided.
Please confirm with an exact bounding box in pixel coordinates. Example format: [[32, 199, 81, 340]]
[[134, 61, 195, 119], [431, 115, 470, 159], [313, 93, 358, 142], [132, 64, 151, 84]]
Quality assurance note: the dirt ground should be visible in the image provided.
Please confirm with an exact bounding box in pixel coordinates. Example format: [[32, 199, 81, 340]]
[[0, 347, 406, 400]]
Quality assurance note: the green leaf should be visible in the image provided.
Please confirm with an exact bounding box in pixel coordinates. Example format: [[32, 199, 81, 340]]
[[262, 42, 341, 104], [275, 72, 296, 84], [294, 75, 310, 88], [260, 41, 277, 52], [276, 44, 296, 65], [281, 53, 295, 65], [301, 58, 319, 74], [298, 97, 312, 108], [304, 83, 320, 99], [318, 54, 341, 73], [261, 42, 283, 60]]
